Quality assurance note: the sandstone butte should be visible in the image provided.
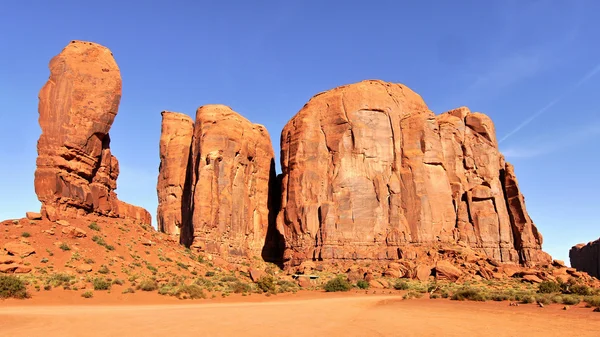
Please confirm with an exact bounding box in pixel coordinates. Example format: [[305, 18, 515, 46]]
[[158, 79, 551, 269], [157, 105, 279, 260], [275, 80, 551, 268], [570, 239, 600, 278], [34, 40, 150, 224]]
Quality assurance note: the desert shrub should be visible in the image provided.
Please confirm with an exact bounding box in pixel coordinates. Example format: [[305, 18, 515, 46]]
[[489, 291, 512, 301], [550, 294, 564, 304], [47, 273, 73, 287], [0, 275, 29, 299], [220, 275, 238, 282], [98, 265, 110, 274], [122, 287, 135, 294], [41, 257, 49, 263], [562, 295, 581, 305], [403, 291, 424, 300], [257, 276, 277, 293], [93, 278, 111, 291], [356, 280, 370, 289], [88, 222, 101, 231], [21, 232, 31, 238], [569, 284, 592, 296], [535, 294, 552, 305], [59, 243, 71, 251], [146, 265, 158, 274], [520, 295, 536, 304], [176, 285, 206, 299], [138, 279, 158, 291], [81, 291, 93, 298], [324, 277, 351, 292], [584, 295, 600, 307], [393, 280, 410, 290], [277, 280, 299, 293], [112, 278, 124, 286], [229, 281, 251, 294], [205, 271, 215, 277], [451, 287, 487, 302], [538, 280, 561, 294], [430, 293, 440, 299]]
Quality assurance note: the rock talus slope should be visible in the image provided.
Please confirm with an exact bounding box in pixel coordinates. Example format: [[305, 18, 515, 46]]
[[157, 105, 278, 258], [570, 240, 600, 278], [276, 80, 550, 267], [34, 40, 150, 224]]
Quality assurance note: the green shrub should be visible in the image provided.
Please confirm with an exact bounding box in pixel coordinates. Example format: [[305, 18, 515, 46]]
[[535, 294, 552, 305], [93, 278, 111, 291], [47, 273, 73, 287], [562, 295, 581, 305], [520, 295, 536, 304], [21, 232, 31, 238], [88, 222, 101, 231], [59, 243, 71, 251], [451, 287, 487, 302], [277, 280, 299, 293], [98, 265, 110, 274], [356, 280, 370, 289], [569, 284, 592, 296], [138, 279, 158, 291], [584, 295, 600, 307], [220, 275, 238, 282], [230, 281, 251, 294], [0, 275, 29, 299], [41, 257, 49, 263], [393, 280, 410, 290], [112, 278, 124, 285], [324, 277, 351, 292], [81, 291, 93, 298], [122, 287, 135, 294], [176, 285, 206, 299], [205, 271, 215, 277], [538, 281, 561, 294], [489, 291, 511, 301], [146, 265, 158, 273], [257, 276, 277, 293]]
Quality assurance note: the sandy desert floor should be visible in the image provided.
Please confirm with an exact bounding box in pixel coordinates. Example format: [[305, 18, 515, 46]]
[[2, 292, 600, 337]]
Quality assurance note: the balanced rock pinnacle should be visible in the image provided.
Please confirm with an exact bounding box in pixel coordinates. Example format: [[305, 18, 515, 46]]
[[276, 80, 550, 267], [34, 40, 150, 224]]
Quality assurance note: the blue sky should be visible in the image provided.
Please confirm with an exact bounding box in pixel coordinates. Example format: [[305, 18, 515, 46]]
[[1, 0, 598, 264]]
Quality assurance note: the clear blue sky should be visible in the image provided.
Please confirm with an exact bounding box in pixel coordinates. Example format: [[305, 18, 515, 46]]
[[1, 1, 598, 264]]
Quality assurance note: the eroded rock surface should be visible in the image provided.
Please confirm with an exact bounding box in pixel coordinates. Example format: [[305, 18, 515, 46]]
[[157, 105, 278, 259], [570, 239, 600, 278], [34, 40, 150, 224], [276, 80, 549, 267], [157, 111, 194, 235]]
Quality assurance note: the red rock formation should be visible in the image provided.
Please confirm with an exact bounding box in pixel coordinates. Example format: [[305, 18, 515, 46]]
[[276, 80, 550, 267], [157, 105, 278, 259], [157, 111, 194, 235], [570, 239, 600, 278], [34, 40, 150, 224]]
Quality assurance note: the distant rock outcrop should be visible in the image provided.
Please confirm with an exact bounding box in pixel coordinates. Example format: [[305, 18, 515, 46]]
[[276, 80, 550, 267], [34, 40, 150, 224], [570, 239, 600, 278], [157, 105, 279, 259]]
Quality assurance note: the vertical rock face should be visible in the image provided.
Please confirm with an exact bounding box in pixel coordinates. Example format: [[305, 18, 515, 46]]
[[277, 80, 549, 267], [34, 40, 150, 224], [157, 111, 194, 235], [570, 240, 600, 278], [157, 105, 278, 259]]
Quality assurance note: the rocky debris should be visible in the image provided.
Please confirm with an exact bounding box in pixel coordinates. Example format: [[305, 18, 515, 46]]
[[76, 263, 93, 273], [157, 111, 194, 236], [34, 40, 150, 224], [249, 268, 267, 282], [552, 260, 566, 268], [157, 104, 279, 259], [26, 212, 42, 220], [570, 239, 600, 278], [522, 274, 543, 283], [276, 80, 550, 268], [0, 264, 31, 274], [435, 261, 463, 281], [3, 242, 35, 257], [61, 226, 87, 238], [296, 276, 312, 288]]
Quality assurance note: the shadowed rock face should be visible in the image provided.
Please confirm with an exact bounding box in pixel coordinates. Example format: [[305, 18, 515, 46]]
[[276, 80, 549, 267], [570, 240, 600, 278], [157, 111, 194, 235], [34, 40, 150, 224], [157, 105, 279, 259]]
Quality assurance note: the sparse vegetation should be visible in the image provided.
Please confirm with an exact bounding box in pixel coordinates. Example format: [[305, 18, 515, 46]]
[[324, 276, 351, 292], [59, 242, 71, 251], [451, 287, 487, 301], [0, 275, 29, 299], [81, 291, 93, 298], [88, 222, 101, 231], [93, 278, 111, 291], [538, 280, 561, 294], [98, 265, 110, 274], [394, 280, 410, 290], [356, 280, 370, 289], [257, 275, 277, 293], [21, 232, 31, 238], [138, 279, 158, 292]]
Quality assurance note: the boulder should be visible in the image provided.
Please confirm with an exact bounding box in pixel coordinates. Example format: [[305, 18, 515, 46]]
[[522, 274, 543, 283], [296, 277, 312, 288], [77, 264, 93, 273], [4, 242, 35, 257], [26, 212, 42, 220], [62, 226, 87, 238], [275, 80, 550, 267], [435, 261, 463, 281], [415, 264, 432, 281], [249, 268, 267, 282], [34, 40, 150, 224]]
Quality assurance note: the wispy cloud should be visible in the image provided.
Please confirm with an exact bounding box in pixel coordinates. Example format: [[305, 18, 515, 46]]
[[502, 122, 600, 159], [499, 62, 600, 143]]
